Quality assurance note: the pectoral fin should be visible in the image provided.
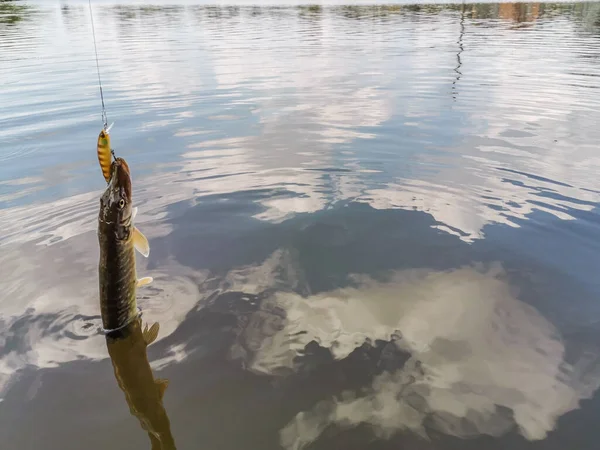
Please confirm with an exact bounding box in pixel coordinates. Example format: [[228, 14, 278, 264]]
[[143, 322, 160, 345], [155, 378, 169, 399], [133, 226, 150, 257], [137, 276, 153, 288]]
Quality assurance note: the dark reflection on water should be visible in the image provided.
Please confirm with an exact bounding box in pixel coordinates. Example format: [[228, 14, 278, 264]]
[[3, 1, 600, 449]]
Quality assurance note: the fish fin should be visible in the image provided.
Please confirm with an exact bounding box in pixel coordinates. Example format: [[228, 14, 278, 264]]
[[156, 378, 169, 399], [133, 227, 150, 257], [143, 322, 160, 345], [131, 206, 138, 223], [137, 276, 153, 288]]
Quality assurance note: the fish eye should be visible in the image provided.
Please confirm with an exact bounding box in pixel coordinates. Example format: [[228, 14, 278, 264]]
[[118, 199, 125, 209]]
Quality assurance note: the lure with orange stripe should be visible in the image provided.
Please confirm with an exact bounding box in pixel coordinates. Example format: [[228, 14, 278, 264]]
[[97, 129, 112, 182]]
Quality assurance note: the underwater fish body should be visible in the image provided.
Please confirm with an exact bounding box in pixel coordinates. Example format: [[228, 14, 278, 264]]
[[106, 318, 176, 449]]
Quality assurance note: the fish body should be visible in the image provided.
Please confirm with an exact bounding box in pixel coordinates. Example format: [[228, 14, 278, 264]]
[[98, 157, 151, 331], [106, 318, 176, 449], [97, 129, 113, 183]]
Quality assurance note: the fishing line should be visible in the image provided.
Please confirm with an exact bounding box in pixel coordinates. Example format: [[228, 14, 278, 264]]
[[101, 307, 143, 336], [89, 0, 116, 160], [88, 0, 109, 131]]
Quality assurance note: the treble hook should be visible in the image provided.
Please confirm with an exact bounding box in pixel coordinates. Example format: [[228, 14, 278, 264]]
[[104, 122, 116, 159]]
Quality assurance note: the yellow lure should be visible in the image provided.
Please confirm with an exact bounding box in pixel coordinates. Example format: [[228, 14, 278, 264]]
[[97, 128, 112, 182]]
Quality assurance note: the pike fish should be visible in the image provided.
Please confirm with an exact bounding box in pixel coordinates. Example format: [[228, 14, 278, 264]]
[[106, 318, 176, 450], [98, 157, 152, 332]]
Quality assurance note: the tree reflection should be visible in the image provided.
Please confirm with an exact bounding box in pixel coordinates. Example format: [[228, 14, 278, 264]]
[[453, 2, 466, 101], [89, 3, 600, 28], [0, 0, 31, 26]]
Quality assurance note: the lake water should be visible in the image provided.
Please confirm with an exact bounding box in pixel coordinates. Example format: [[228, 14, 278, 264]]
[[3, 1, 600, 449]]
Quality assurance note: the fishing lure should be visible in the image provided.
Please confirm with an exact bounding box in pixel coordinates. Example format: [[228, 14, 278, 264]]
[[97, 126, 114, 182]]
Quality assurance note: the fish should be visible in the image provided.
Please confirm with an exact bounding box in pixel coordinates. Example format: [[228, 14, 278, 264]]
[[98, 156, 152, 332], [106, 318, 177, 449], [97, 128, 113, 183]]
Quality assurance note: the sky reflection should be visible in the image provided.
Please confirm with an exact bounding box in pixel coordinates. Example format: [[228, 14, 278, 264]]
[[2, 2, 600, 449]]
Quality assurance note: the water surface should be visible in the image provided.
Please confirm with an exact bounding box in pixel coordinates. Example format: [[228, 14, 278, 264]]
[[2, 1, 600, 449]]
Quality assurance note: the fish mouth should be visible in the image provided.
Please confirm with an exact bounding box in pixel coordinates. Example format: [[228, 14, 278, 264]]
[[100, 157, 132, 216], [114, 157, 130, 176], [110, 157, 132, 202]]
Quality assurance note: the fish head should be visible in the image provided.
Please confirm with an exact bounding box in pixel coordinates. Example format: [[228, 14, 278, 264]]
[[99, 157, 133, 238]]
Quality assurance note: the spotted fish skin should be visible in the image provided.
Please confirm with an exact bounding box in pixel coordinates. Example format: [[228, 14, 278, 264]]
[[98, 157, 137, 331], [97, 129, 112, 182]]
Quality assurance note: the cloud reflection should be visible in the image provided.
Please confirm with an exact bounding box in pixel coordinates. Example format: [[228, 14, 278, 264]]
[[217, 254, 600, 446]]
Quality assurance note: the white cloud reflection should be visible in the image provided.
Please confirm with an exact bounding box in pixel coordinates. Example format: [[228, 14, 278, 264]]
[[153, 4, 600, 241], [216, 252, 600, 446]]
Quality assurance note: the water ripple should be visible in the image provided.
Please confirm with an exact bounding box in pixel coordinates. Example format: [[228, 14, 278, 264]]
[[3, 2, 600, 448]]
